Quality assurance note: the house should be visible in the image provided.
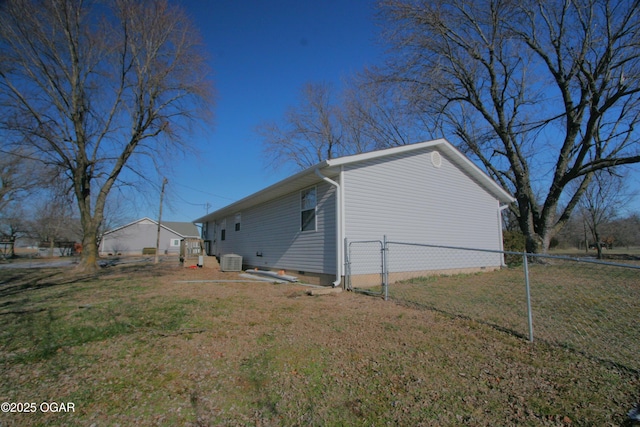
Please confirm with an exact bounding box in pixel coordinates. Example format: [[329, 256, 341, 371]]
[[194, 139, 515, 286], [99, 217, 200, 256]]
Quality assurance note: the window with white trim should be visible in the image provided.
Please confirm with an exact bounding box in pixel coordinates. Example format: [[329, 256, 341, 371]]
[[235, 213, 241, 231], [170, 238, 180, 247], [300, 187, 317, 232]]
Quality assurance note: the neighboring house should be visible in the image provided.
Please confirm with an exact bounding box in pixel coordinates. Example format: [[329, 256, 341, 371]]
[[194, 139, 515, 286], [100, 217, 200, 256]]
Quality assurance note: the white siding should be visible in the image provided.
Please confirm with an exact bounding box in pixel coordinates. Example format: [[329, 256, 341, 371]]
[[343, 148, 503, 273], [209, 182, 336, 274]]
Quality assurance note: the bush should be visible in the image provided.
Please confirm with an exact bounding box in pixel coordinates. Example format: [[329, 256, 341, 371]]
[[142, 247, 156, 255], [503, 230, 526, 266], [503, 230, 525, 252]]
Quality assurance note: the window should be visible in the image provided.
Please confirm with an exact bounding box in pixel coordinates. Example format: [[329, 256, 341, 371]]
[[221, 219, 226, 241], [170, 239, 180, 247], [301, 187, 317, 232], [235, 213, 241, 231]]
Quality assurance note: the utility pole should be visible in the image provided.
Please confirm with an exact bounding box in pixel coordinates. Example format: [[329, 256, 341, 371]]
[[155, 177, 168, 264]]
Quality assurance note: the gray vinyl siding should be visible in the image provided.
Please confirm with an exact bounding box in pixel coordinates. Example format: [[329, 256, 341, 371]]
[[343, 148, 503, 273], [101, 221, 183, 255], [211, 182, 336, 274]]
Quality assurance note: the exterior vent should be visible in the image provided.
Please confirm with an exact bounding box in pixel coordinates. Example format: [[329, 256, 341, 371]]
[[220, 254, 243, 272], [431, 151, 442, 168]]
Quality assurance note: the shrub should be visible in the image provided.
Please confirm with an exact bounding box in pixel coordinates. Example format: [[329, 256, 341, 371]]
[[503, 230, 526, 266]]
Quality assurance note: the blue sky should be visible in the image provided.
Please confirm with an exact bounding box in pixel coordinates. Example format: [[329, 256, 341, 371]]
[[154, 0, 383, 222], [144, 0, 639, 224]]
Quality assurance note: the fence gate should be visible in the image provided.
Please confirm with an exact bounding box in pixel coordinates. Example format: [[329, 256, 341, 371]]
[[345, 239, 387, 297]]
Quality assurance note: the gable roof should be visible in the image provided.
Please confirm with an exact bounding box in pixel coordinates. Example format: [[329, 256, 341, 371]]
[[194, 138, 515, 223], [162, 221, 200, 238], [104, 217, 200, 238]]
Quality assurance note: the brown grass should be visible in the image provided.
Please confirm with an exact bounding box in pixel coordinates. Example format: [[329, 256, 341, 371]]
[[0, 262, 638, 426], [388, 259, 640, 372]]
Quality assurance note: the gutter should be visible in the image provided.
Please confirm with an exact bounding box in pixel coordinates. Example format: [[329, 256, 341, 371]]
[[315, 168, 343, 288]]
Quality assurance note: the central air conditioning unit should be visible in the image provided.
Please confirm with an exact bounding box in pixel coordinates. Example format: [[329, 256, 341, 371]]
[[220, 254, 243, 272]]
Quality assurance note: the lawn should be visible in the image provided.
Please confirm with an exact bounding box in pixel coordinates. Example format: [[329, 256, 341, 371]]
[[0, 261, 638, 426], [389, 259, 640, 373]]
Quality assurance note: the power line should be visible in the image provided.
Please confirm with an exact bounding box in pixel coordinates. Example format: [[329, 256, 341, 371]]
[[170, 190, 222, 211], [171, 181, 235, 201]]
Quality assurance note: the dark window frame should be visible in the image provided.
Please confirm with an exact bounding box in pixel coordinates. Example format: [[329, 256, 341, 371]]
[[300, 187, 317, 232]]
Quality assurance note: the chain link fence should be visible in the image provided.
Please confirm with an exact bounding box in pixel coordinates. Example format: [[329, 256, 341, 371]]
[[345, 239, 385, 296], [345, 238, 640, 372]]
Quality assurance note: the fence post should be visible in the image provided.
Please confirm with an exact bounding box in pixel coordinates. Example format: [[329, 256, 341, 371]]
[[523, 252, 534, 342], [382, 235, 389, 301], [344, 238, 350, 291]]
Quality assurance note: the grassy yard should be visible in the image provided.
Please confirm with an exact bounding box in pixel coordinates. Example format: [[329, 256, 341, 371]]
[[0, 262, 638, 426], [389, 258, 640, 373]]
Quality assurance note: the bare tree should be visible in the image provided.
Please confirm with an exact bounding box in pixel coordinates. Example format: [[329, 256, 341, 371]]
[[0, 0, 214, 272], [378, 0, 640, 252], [342, 73, 429, 151], [0, 149, 43, 215], [578, 170, 633, 258], [258, 82, 344, 171], [258, 79, 429, 171], [0, 207, 29, 258], [612, 213, 640, 249], [29, 196, 79, 258]]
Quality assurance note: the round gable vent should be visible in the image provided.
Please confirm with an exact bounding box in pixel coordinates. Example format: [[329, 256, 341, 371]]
[[431, 151, 442, 168]]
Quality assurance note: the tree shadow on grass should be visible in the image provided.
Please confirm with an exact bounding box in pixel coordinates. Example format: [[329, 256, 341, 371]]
[[0, 269, 77, 300], [0, 261, 177, 303], [391, 297, 640, 375]]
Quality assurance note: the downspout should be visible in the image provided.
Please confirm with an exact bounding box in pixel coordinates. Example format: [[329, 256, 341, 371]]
[[315, 168, 342, 287], [498, 204, 510, 266]]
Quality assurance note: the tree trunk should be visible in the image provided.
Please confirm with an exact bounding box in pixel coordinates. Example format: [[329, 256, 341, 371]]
[[77, 228, 99, 273], [516, 193, 545, 254], [517, 187, 560, 255], [525, 233, 542, 254], [9, 237, 16, 258], [75, 181, 102, 273], [594, 229, 603, 260]]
